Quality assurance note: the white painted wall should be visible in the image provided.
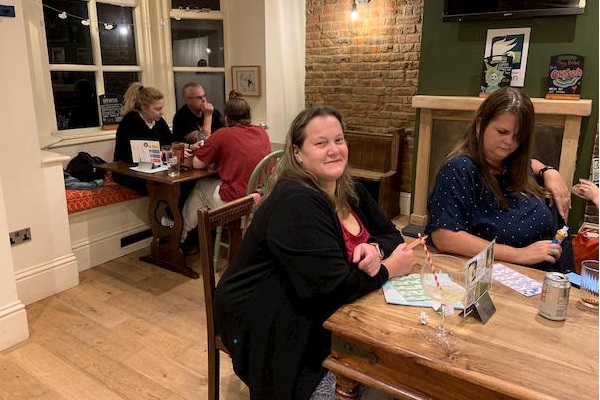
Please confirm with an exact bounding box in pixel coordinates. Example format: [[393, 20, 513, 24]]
[[0, 0, 79, 350]]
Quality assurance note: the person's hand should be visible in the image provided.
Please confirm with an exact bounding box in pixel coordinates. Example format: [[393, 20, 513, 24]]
[[202, 102, 214, 116], [183, 148, 194, 167], [381, 243, 414, 278], [516, 240, 562, 265], [352, 243, 382, 277], [543, 168, 570, 220], [577, 179, 599, 208]]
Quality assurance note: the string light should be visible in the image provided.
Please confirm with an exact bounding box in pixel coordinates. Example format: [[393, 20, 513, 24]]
[[43, 3, 120, 31]]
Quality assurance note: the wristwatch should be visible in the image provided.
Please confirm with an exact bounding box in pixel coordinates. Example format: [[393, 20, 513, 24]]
[[538, 165, 555, 180], [370, 242, 384, 259]]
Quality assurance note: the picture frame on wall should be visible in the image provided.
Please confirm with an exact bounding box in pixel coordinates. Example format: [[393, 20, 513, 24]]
[[484, 27, 531, 87], [231, 65, 261, 97]]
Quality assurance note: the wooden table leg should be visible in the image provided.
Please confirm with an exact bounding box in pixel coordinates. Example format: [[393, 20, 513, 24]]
[[335, 374, 360, 400], [140, 180, 199, 279]]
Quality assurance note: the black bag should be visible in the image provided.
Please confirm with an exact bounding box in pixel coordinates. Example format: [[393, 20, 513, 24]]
[[65, 152, 107, 182]]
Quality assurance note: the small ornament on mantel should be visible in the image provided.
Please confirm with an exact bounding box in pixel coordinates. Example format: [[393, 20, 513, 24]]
[[479, 55, 512, 98], [546, 54, 584, 100]]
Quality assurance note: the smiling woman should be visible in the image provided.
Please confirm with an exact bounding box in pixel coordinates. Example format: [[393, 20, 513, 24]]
[[212, 106, 414, 399]]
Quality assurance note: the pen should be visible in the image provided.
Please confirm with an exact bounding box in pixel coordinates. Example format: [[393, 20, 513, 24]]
[[407, 236, 428, 250]]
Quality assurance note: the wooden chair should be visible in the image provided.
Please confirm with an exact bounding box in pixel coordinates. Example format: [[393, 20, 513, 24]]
[[212, 150, 284, 266], [197, 194, 256, 400]]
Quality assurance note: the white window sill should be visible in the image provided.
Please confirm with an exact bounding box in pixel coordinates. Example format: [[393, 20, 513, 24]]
[[42, 129, 116, 150]]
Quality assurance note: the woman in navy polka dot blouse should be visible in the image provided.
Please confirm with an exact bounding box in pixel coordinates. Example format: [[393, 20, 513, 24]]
[[426, 87, 569, 269]]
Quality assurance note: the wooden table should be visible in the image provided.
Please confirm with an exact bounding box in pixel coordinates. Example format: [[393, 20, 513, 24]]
[[99, 161, 215, 279], [323, 254, 599, 400]]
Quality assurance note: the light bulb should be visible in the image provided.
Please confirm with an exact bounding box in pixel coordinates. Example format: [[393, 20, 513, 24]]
[[81, 19, 90, 26], [58, 11, 67, 19], [350, 1, 359, 21], [104, 22, 114, 30]]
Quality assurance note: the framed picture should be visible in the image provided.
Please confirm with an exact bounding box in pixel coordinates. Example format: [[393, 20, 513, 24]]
[[231, 65, 261, 96], [484, 27, 530, 87]]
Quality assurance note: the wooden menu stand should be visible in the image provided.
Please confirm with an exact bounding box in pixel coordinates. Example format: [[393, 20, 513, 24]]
[[408, 95, 592, 230]]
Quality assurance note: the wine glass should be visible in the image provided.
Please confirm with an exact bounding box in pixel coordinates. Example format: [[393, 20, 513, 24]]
[[419, 255, 468, 346]]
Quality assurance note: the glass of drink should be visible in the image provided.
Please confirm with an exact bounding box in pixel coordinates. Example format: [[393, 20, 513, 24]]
[[580, 260, 599, 309], [166, 151, 180, 177], [171, 142, 186, 167], [161, 144, 172, 165], [420, 255, 467, 346]]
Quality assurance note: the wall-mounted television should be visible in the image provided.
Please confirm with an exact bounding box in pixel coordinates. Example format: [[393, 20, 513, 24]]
[[443, 0, 586, 22]]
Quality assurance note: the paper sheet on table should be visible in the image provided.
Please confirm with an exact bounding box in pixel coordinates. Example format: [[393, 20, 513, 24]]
[[382, 273, 464, 309], [129, 164, 168, 173], [492, 263, 542, 297]]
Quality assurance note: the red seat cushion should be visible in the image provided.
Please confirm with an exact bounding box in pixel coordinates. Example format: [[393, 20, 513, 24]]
[[65, 173, 144, 214]]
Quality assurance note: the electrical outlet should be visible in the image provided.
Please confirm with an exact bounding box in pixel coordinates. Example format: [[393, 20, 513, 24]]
[[0, 5, 16, 18], [9, 228, 31, 246]]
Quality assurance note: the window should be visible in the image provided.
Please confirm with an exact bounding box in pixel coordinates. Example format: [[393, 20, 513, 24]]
[[169, 2, 225, 115], [42, 0, 140, 131]]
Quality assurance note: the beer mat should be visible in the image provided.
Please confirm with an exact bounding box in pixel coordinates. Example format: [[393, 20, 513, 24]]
[[492, 263, 542, 297]]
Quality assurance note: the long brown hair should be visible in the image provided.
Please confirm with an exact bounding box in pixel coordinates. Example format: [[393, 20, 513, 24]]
[[447, 87, 547, 208], [263, 106, 358, 211], [120, 82, 164, 115]]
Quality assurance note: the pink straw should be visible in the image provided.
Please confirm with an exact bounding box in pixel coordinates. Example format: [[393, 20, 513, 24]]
[[418, 233, 442, 291]]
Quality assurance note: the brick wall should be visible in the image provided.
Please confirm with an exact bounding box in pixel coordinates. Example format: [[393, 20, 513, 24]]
[[305, 0, 424, 193]]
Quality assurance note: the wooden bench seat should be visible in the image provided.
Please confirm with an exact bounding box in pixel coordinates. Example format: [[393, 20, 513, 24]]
[[345, 129, 404, 218]]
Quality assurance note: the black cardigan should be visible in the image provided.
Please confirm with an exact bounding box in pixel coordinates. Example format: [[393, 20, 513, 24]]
[[214, 179, 404, 399]]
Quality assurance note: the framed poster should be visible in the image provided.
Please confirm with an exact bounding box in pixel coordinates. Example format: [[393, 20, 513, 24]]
[[231, 65, 261, 96], [484, 27, 531, 87]]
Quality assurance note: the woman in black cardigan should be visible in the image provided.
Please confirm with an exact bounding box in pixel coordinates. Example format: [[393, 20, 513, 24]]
[[214, 106, 414, 399]]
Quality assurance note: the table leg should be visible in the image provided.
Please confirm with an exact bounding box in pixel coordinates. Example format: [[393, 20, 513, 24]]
[[140, 180, 199, 279], [335, 374, 360, 400]]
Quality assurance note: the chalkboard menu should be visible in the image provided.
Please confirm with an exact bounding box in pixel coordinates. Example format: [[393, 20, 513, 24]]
[[546, 54, 584, 100], [99, 94, 123, 127]]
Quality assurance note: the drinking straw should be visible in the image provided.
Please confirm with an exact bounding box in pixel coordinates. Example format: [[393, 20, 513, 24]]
[[418, 233, 441, 291]]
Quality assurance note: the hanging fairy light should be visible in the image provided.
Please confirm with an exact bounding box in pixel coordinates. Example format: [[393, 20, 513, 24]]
[[43, 3, 121, 31]]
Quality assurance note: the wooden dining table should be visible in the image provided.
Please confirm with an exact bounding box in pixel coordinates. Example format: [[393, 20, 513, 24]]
[[99, 161, 216, 279], [323, 250, 599, 400]]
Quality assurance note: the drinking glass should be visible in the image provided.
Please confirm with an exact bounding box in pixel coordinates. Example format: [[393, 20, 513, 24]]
[[420, 255, 467, 345], [166, 152, 180, 177], [161, 144, 172, 165], [580, 260, 599, 309]]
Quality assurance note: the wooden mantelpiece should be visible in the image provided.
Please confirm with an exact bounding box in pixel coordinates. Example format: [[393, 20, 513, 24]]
[[410, 95, 592, 228]]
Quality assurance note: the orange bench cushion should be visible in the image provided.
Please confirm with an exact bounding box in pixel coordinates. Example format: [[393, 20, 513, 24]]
[[66, 174, 144, 214]]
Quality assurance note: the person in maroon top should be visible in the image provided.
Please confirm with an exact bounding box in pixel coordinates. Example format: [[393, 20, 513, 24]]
[[180, 91, 271, 252]]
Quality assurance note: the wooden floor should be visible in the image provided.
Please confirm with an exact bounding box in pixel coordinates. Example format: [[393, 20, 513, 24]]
[[0, 215, 409, 400], [0, 248, 248, 400]]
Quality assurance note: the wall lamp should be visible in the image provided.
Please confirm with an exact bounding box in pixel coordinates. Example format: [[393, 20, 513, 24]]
[[350, 0, 371, 21]]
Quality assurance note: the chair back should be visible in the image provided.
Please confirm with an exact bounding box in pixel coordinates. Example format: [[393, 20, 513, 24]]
[[247, 150, 284, 195], [198, 194, 256, 340]]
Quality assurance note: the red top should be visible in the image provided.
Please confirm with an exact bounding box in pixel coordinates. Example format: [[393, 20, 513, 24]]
[[194, 124, 271, 201], [341, 211, 372, 262]]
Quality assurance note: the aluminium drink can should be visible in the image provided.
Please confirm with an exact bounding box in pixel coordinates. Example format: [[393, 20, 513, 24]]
[[539, 272, 570, 321]]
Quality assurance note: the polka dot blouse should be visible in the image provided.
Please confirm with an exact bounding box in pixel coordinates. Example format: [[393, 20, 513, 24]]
[[425, 155, 553, 247]]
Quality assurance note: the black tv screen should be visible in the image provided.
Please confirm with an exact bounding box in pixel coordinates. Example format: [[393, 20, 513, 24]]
[[443, 0, 586, 21]]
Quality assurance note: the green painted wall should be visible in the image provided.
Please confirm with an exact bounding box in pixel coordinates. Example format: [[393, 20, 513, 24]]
[[416, 1, 598, 227]]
